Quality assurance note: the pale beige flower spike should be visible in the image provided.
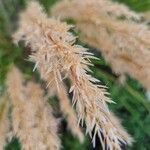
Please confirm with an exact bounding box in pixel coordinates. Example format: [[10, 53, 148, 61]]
[[7, 67, 61, 150], [13, 2, 133, 150]]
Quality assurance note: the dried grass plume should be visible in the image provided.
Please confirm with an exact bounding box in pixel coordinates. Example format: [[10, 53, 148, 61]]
[[7, 67, 61, 150], [13, 2, 133, 149]]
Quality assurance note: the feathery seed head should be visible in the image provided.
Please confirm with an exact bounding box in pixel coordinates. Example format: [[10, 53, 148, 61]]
[[13, 2, 133, 149], [7, 67, 61, 150]]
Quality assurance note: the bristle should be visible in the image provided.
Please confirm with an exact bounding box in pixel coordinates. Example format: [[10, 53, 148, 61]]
[[56, 82, 84, 142]]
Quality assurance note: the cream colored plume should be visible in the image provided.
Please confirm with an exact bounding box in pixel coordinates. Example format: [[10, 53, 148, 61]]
[[51, 0, 150, 91], [7, 67, 61, 150], [13, 2, 133, 149]]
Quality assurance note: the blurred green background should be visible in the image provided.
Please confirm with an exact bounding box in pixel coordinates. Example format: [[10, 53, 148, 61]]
[[0, 0, 150, 150]]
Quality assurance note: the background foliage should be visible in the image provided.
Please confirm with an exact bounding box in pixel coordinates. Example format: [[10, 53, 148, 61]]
[[0, 0, 150, 150]]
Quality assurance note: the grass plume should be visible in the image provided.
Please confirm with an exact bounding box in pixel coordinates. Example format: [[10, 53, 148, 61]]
[[7, 67, 61, 150], [13, 2, 133, 149]]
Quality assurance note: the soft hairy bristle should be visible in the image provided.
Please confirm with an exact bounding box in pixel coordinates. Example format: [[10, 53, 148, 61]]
[[47, 75, 84, 143]]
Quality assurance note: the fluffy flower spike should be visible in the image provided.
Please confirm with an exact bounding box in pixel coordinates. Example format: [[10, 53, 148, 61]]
[[13, 2, 133, 150], [7, 67, 61, 150]]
